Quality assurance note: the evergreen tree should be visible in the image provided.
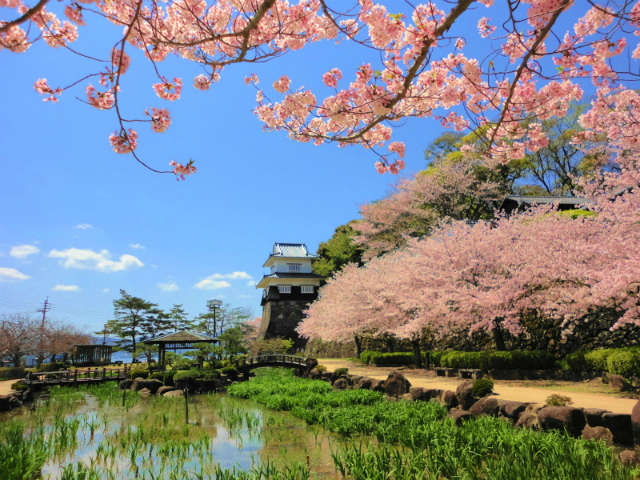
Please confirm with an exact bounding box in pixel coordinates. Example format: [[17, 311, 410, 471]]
[[106, 290, 157, 354]]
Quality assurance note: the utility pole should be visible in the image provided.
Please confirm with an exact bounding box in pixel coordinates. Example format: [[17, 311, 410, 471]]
[[36, 297, 50, 367]]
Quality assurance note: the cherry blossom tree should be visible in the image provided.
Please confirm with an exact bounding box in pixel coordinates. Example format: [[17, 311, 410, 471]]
[[2, 0, 639, 178], [354, 157, 501, 259]]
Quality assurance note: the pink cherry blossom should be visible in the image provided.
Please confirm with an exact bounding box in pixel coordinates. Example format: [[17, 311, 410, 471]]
[[109, 129, 138, 154], [272, 75, 291, 94], [146, 107, 171, 133], [86, 84, 114, 109], [193, 74, 211, 91], [322, 68, 342, 88], [152, 78, 182, 101], [111, 48, 130, 75], [169, 160, 197, 180], [34, 78, 62, 102]]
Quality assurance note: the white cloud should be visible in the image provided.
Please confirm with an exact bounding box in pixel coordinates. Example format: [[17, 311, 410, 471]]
[[149, 264, 158, 269], [158, 282, 179, 292], [102, 288, 110, 293], [207, 271, 253, 280], [10, 245, 40, 259], [246, 280, 255, 287], [48, 248, 144, 272], [76, 224, 93, 230], [194, 279, 231, 290], [129, 243, 145, 249], [236, 294, 252, 299], [53, 284, 80, 292], [0, 267, 31, 282]]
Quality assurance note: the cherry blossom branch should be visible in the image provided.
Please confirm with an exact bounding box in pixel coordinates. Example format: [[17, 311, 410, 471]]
[[0, 0, 49, 35]]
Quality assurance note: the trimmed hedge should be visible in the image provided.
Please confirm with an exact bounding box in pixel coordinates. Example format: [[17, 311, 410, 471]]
[[360, 350, 556, 370], [565, 347, 640, 377], [127, 367, 149, 379], [0, 367, 26, 381], [35, 363, 64, 373], [334, 367, 349, 377], [148, 372, 166, 382], [440, 351, 556, 371], [163, 370, 177, 386], [173, 370, 201, 382]]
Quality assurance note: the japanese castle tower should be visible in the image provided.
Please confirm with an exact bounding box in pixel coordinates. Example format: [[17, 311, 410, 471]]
[[256, 243, 325, 349]]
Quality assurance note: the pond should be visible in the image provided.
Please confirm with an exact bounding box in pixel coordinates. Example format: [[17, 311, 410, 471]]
[[0, 383, 343, 479]]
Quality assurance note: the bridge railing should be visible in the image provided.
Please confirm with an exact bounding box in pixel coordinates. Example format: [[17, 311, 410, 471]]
[[25, 367, 128, 383], [234, 355, 307, 369]]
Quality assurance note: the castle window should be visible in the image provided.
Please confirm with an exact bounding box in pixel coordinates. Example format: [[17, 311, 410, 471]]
[[301, 285, 314, 294], [278, 284, 291, 294], [287, 263, 301, 272]]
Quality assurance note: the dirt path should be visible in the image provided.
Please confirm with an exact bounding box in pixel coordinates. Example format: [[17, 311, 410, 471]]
[[319, 359, 639, 415], [0, 379, 16, 396]]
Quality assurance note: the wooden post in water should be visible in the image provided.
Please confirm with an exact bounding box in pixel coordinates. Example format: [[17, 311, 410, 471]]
[[184, 388, 189, 425]]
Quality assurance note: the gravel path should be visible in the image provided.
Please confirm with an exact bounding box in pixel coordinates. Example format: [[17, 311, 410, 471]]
[[319, 359, 638, 414]]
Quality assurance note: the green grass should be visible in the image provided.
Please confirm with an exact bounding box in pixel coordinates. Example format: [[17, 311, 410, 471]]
[[228, 369, 639, 480]]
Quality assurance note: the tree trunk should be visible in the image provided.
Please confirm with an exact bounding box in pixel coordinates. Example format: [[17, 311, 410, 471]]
[[385, 336, 395, 353], [354, 335, 362, 359], [492, 323, 506, 351], [424, 350, 431, 370], [411, 339, 423, 369], [11, 352, 22, 367]]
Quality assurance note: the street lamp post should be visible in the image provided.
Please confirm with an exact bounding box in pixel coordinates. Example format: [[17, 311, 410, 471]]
[[206, 299, 223, 337]]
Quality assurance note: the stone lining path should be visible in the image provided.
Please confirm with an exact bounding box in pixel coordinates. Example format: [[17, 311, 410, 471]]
[[319, 359, 638, 414]]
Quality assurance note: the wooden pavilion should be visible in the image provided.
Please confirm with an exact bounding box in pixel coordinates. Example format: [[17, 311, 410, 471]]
[[143, 330, 218, 368], [73, 345, 113, 366]]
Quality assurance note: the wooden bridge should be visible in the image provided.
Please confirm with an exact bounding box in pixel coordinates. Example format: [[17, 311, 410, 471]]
[[234, 355, 309, 372], [22, 367, 129, 389]]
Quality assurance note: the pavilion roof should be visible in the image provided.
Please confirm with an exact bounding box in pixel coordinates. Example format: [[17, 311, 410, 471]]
[[143, 330, 217, 345]]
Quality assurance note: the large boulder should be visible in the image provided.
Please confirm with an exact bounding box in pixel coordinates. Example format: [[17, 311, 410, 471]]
[[164, 390, 184, 398], [619, 450, 640, 467], [583, 408, 610, 428], [448, 410, 472, 426], [157, 386, 176, 396], [383, 371, 411, 398], [602, 413, 633, 445], [333, 378, 349, 390], [307, 368, 321, 380], [537, 406, 586, 437], [515, 412, 540, 429], [409, 387, 426, 401], [130, 377, 146, 391], [469, 397, 500, 417], [140, 379, 163, 394], [631, 398, 640, 446], [423, 389, 442, 401], [581, 426, 613, 444], [439, 390, 459, 410], [305, 357, 318, 374], [455, 380, 475, 410], [21, 389, 34, 403], [120, 379, 134, 390], [500, 401, 527, 420], [138, 388, 152, 398], [370, 379, 385, 393], [608, 375, 631, 392], [355, 377, 373, 390]]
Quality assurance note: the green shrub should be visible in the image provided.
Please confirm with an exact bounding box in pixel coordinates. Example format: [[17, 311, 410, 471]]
[[471, 378, 494, 398], [371, 352, 416, 366], [440, 350, 556, 371], [359, 351, 377, 365], [584, 349, 613, 372], [546, 394, 573, 406], [606, 349, 640, 378], [163, 370, 177, 386], [565, 351, 587, 372], [148, 372, 165, 382], [11, 381, 29, 392], [127, 367, 149, 379], [0, 367, 26, 381], [426, 351, 445, 368], [221, 366, 238, 377], [316, 364, 327, 373], [334, 368, 349, 377], [35, 363, 64, 373], [173, 370, 201, 382]]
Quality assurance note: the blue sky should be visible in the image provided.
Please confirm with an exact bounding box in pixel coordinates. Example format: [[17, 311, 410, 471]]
[[0, 1, 605, 334], [0, 3, 452, 333]]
